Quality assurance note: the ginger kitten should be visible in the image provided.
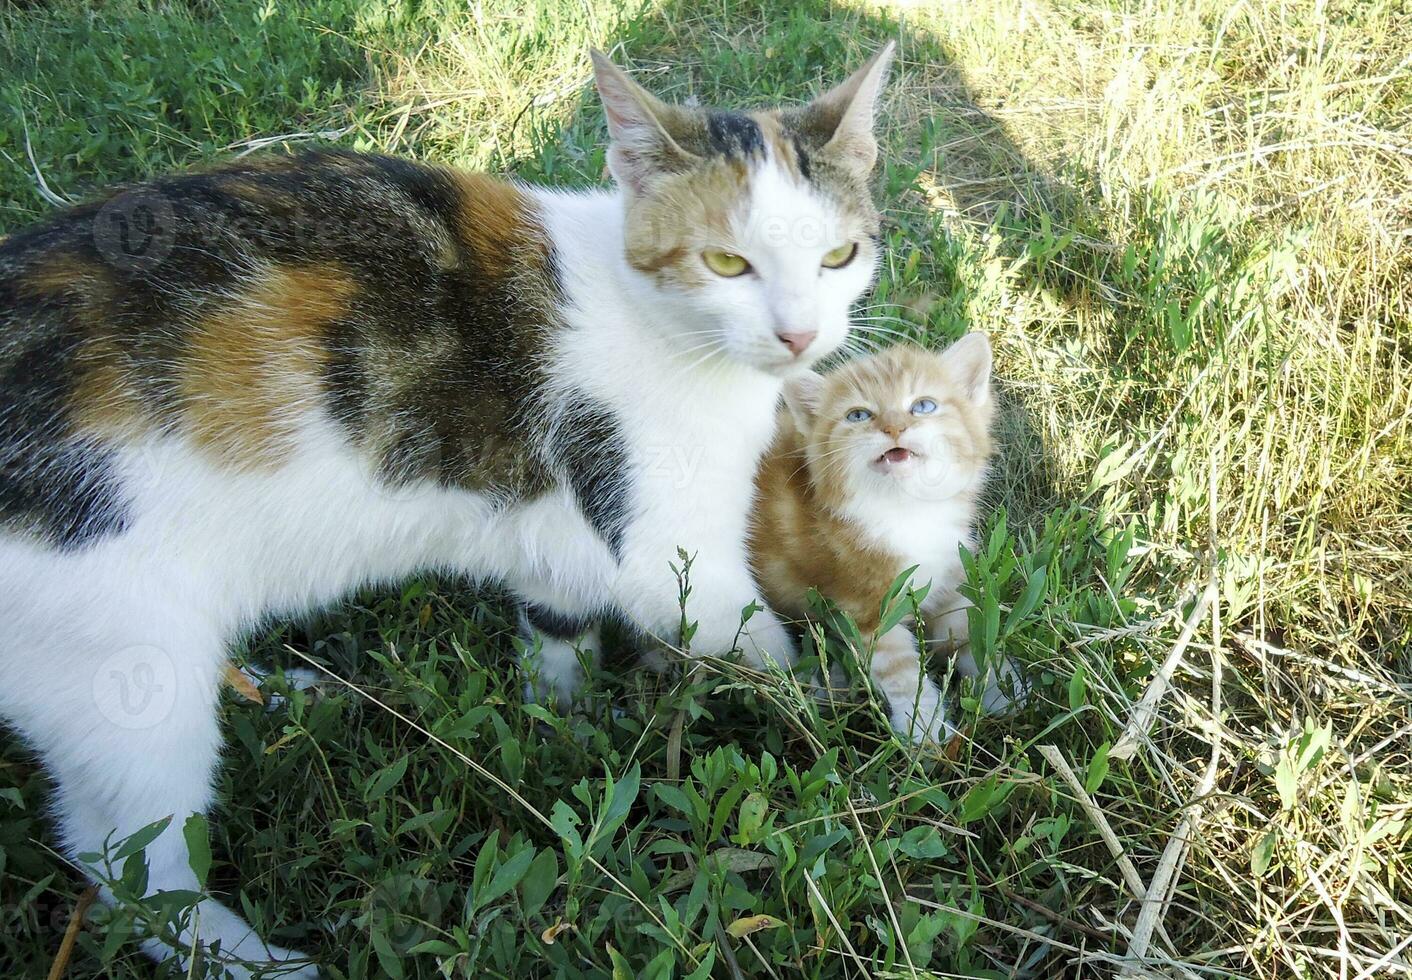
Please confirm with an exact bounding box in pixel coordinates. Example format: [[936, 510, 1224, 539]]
[[749, 335, 1025, 743]]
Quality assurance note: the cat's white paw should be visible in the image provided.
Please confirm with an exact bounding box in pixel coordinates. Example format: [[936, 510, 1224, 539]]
[[231, 663, 328, 712], [521, 663, 584, 712], [636, 644, 675, 675], [522, 673, 579, 712], [213, 927, 318, 978], [275, 667, 325, 693], [520, 630, 595, 711], [217, 954, 321, 980], [263, 667, 328, 712], [142, 902, 319, 980]]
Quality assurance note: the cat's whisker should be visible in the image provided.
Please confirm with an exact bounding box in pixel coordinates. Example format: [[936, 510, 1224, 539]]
[[848, 328, 914, 345], [850, 320, 917, 339], [670, 339, 724, 359], [847, 321, 914, 337], [675, 345, 731, 377], [839, 336, 885, 357], [669, 338, 729, 366]]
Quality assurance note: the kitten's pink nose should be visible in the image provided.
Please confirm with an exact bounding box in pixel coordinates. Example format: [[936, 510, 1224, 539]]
[[776, 330, 817, 355]]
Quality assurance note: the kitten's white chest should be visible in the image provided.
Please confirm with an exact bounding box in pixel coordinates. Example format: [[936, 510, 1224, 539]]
[[850, 497, 974, 607]]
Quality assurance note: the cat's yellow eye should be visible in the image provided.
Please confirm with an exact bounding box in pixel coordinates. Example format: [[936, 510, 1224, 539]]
[[703, 249, 750, 277], [821, 242, 858, 269]]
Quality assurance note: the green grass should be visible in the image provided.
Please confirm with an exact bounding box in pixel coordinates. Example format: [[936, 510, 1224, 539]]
[[2, 0, 1410, 977]]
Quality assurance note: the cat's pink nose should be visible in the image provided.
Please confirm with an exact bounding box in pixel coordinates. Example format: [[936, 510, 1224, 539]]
[[776, 330, 817, 355]]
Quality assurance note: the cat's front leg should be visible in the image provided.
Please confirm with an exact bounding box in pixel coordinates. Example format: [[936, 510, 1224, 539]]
[[612, 546, 795, 671], [871, 623, 956, 745], [19, 625, 317, 977], [515, 595, 601, 709]]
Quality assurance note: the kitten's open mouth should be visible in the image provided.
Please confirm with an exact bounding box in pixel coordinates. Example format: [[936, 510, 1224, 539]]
[[873, 446, 917, 471]]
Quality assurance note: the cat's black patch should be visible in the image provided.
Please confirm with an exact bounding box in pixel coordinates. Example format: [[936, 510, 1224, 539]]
[[519, 601, 592, 640], [706, 112, 765, 159], [791, 134, 813, 180], [0, 329, 130, 549], [542, 244, 567, 302], [321, 317, 369, 434], [361, 153, 465, 221], [0, 439, 132, 550], [550, 396, 632, 562]]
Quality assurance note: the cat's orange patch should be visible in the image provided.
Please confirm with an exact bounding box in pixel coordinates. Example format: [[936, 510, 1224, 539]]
[[180, 264, 357, 469], [31, 259, 144, 437], [70, 337, 145, 436], [625, 157, 750, 288], [452, 172, 535, 279], [18, 252, 110, 302]]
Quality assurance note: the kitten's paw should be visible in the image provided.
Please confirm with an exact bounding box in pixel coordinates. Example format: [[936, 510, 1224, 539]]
[[951, 648, 1030, 716], [974, 657, 1030, 716], [802, 661, 852, 705], [889, 689, 958, 746]]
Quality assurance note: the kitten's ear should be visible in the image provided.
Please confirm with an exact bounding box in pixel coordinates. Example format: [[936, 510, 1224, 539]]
[[944, 333, 992, 404], [782, 371, 827, 433], [796, 40, 895, 174], [590, 49, 700, 194]]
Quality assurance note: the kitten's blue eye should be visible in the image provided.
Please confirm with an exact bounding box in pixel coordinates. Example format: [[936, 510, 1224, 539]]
[[911, 398, 938, 416], [845, 408, 872, 423]]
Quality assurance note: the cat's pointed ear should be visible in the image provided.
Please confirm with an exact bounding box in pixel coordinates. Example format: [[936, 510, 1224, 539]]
[[796, 40, 895, 174], [783, 371, 827, 433], [590, 49, 700, 194], [944, 332, 993, 405]]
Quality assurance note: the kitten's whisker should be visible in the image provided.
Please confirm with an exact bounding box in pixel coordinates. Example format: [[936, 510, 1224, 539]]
[[787, 445, 857, 480]]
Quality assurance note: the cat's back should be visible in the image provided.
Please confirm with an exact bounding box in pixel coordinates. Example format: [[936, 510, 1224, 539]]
[[0, 150, 563, 552]]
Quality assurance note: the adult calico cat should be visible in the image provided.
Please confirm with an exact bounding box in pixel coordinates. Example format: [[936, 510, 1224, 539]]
[[0, 45, 893, 974]]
